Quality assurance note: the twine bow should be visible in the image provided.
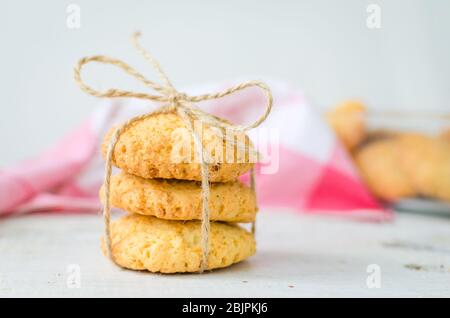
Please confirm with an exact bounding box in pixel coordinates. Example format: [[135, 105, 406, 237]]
[[74, 32, 273, 273]]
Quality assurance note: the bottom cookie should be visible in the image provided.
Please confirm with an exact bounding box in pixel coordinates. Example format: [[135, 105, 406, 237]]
[[102, 214, 256, 273]]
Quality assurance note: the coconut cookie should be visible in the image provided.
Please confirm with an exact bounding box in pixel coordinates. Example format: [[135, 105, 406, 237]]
[[102, 112, 254, 182], [100, 172, 257, 222], [102, 214, 256, 273]]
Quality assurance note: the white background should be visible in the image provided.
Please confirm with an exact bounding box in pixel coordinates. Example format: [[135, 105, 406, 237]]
[[1, 0, 449, 166]]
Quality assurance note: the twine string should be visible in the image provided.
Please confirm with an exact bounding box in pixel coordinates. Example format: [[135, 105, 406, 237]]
[[250, 167, 256, 235], [74, 32, 272, 272]]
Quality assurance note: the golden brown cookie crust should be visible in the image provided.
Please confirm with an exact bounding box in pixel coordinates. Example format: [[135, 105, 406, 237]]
[[102, 112, 254, 182], [102, 214, 256, 273], [100, 172, 257, 222]]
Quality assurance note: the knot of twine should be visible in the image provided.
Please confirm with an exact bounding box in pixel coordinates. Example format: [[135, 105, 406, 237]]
[[74, 32, 273, 273]]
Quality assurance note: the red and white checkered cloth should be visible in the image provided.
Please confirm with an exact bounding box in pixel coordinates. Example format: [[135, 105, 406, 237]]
[[0, 80, 391, 220]]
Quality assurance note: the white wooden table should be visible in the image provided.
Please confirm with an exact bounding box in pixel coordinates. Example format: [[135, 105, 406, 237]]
[[1, 210, 449, 297]]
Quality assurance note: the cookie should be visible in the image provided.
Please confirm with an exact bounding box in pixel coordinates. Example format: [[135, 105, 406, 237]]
[[100, 172, 257, 222], [359, 129, 399, 147], [439, 128, 450, 142], [102, 112, 254, 182], [396, 133, 450, 202], [326, 100, 366, 151], [102, 214, 256, 273], [353, 139, 415, 201]]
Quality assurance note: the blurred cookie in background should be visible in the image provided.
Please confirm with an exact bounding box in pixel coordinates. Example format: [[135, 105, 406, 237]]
[[439, 128, 450, 142], [353, 138, 415, 201], [397, 133, 450, 202], [325, 100, 366, 151], [327, 101, 450, 204], [357, 129, 399, 148]]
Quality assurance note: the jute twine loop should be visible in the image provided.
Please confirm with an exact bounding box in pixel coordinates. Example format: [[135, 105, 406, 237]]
[[74, 32, 272, 273]]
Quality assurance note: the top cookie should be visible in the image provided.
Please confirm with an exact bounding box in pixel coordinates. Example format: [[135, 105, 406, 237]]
[[102, 112, 255, 182]]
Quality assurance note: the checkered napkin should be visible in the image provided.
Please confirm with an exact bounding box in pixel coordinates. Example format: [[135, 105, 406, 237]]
[[0, 80, 390, 220]]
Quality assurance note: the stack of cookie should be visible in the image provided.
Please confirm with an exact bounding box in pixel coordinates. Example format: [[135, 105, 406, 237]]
[[100, 112, 257, 273]]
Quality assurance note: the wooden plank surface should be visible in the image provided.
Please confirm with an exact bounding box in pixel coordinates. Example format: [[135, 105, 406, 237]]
[[0, 211, 449, 297]]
